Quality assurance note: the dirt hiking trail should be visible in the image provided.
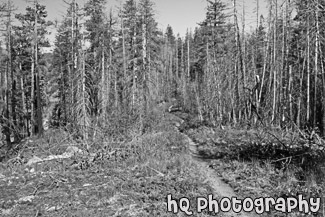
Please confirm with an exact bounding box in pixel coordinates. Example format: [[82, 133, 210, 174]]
[[169, 112, 258, 217]]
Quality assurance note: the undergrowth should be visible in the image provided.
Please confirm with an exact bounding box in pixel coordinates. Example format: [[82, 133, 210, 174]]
[[177, 111, 325, 217], [0, 109, 217, 216]]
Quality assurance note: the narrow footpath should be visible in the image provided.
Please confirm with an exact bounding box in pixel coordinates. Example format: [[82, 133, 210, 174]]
[[168, 112, 258, 217]]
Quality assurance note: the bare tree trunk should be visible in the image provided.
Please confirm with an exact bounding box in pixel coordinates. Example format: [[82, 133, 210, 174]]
[[163, 38, 168, 99], [280, 3, 285, 123], [30, 30, 35, 135], [8, 3, 17, 142], [254, 0, 259, 115], [313, 2, 319, 128], [233, 0, 243, 122], [320, 41, 325, 136], [70, 0, 75, 123], [170, 52, 174, 97], [6, 0, 13, 145], [115, 69, 118, 109], [132, 27, 137, 109], [186, 31, 192, 113], [187, 31, 190, 82], [4, 58, 10, 145], [20, 63, 27, 137], [272, 0, 277, 123], [297, 52, 306, 127], [108, 43, 112, 110], [175, 38, 179, 94], [121, 15, 127, 110], [306, 1, 311, 124], [182, 41, 186, 107], [4, 3, 11, 145], [258, 26, 270, 109], [195, 65, 203, 121], [101, 43, 105, 114], [285, 0, 291, 124], [256, 0, 259, 29], [141, 14, 148, 132], [82, 48, 88, 141], [288, 65, 293, 123], [233, 0, 238, 122], [242, 0, 248, 120], [148, 45, 152, 101]]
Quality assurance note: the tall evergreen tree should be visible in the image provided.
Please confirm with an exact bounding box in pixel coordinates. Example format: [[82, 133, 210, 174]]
[[14, 2, 52, 136]]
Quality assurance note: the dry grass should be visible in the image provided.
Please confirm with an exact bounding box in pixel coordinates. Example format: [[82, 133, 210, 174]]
[[179, 118, 325, 217], [0, 111, 217, 217]]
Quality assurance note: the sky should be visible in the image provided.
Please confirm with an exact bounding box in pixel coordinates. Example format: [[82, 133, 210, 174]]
[[9, 0, 269, 47]]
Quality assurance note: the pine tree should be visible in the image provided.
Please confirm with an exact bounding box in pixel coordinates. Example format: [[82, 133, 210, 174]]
[[14, 2, 52, 136], [138, 0, 161, 132], [84, 0, 108, 116], [119, 0, 139, 110]]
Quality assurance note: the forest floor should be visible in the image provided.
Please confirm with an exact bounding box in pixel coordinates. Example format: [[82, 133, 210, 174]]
[[174, 111, 325, 217], [0, 105, 324, 216]]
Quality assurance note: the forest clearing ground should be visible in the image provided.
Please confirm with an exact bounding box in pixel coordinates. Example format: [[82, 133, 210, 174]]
[[0, 106, 232, 217], [0, 105, 323, 216]]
